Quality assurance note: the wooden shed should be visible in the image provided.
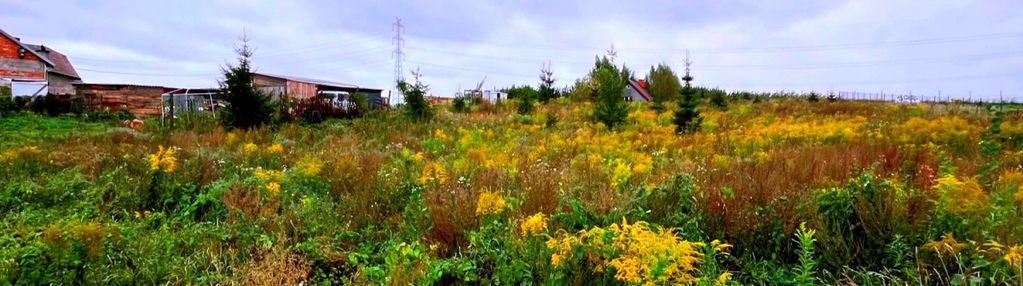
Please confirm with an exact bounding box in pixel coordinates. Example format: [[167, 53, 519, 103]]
[[252, 73, 387, 108], [74, 83, 173, 118]]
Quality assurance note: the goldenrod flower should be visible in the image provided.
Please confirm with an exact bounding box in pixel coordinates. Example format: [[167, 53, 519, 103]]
[[242, 142, 259, 154], [266, 182, 281, 196], [417, 162, 447, 186], [933, 175, 989, 216], [434, 129, 448, 140], [520, 213, 547, 236], [1006, 245, 1022, 268], [254, 168, 283, 182], [296, 156, 323, 177], [711, 239, 733, 252], [265, 143, 284, 154], [716, 272, 732, 286], [923, 233, 967, 256], [475, 190, 507, 215], [546, 218, 703, 284], [225, 132, 238, 145], [147, 145, 177, 173]]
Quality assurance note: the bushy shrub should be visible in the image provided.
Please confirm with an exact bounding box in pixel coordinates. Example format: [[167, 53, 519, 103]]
[[398, 73, 432, 122]]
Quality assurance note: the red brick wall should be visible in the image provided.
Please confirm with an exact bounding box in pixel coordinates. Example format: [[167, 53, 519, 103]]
[[0, 35, 45, 80]]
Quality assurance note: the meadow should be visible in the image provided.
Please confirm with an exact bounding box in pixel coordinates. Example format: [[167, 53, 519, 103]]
[[2, 97, 1022, 285]]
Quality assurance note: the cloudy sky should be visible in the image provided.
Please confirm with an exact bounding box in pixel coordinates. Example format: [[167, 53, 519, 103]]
[[2, 0, 1021, 100]]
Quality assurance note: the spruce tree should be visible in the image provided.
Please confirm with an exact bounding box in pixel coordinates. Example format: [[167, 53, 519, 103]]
[[538, 62, 557, 103], [219, 34, 273, 129], [674, 54, 701, 134], [591, 56, 629, 128]]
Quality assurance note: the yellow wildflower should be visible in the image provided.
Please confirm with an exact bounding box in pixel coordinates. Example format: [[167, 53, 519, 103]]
[[266, 182, 281, 196], [546, 218, 703, 284], [933, 175, 989, 216], [923, 233, 967, 256], [242, 142, 258, 154], [296, 156, 323, 177], [520, 213, 547, 236], [253, 168, 283, 182], [1006, 245, 1022, 268], [712, 239, 733, 252], [610, 159, 632, 190], [147, 145, 177, 173], [716, 272, 732, 286], [417, 162, 447, 186], [225, 132, 238, 145], [434, 129, 448, 140], [413, 152, 425, 161], [265, 143, 284, 154], [475, 190, 507, 215]]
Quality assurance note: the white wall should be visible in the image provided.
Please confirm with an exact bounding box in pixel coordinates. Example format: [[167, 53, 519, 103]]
[[10, 81, 48, 97]]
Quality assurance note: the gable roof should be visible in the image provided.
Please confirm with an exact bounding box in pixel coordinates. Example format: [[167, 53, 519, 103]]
[[25, 44, 80, 79], [0, 29, 55, 67], [628, 79, 652, 101]]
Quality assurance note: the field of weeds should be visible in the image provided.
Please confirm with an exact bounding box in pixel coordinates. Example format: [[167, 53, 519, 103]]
[[2, 98, 1022, 285]]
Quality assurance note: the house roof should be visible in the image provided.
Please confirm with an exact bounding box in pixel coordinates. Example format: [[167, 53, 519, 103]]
[[0, 29, 55, 67], [25, 44, 80, 79], [628, 80, 652, 101], [255, 72, 382, 91]]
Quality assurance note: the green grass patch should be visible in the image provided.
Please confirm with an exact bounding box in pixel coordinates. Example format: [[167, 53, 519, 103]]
[[0, 113, 110, 149]]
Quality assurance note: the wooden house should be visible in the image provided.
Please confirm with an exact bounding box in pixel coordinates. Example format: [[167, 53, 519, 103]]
[[0, 29, 81, 96]]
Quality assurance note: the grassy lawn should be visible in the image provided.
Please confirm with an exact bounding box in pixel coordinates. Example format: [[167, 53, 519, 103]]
[[0, 113, 111, 149]]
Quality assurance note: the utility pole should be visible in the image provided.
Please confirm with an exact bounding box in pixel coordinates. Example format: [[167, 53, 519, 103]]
[[392, 17, 406, 101]]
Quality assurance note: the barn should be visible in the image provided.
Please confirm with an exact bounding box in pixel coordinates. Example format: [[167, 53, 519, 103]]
[[0, 28, 82, 96], [73, 83, 174, 118], [253, 73, 388, 108]]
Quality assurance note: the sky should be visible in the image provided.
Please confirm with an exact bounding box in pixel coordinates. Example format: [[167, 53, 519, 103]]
[[2, 0, 1021, 101]]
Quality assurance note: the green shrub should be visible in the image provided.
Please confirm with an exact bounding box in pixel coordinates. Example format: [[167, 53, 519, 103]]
[[398, 74, 432, 122]]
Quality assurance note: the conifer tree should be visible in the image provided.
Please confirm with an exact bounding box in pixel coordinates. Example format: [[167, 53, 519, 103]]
[[674, 53, 701, 134], [220, 34, 273, 129], [591, 56, 629, 128]]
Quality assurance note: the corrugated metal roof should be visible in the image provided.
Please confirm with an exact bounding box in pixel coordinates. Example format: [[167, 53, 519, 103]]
[[255, 72, 382, 91]]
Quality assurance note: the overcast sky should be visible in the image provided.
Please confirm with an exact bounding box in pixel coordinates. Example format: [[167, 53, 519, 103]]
[[2, 0, 1021, 100]]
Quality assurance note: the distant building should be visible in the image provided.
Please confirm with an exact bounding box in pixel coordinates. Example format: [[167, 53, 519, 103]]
[[252, 73, 387, 108], [0, 29, 81, 96], [625, 79, 652, 102], [74, 83, 174, 118], [424, 95, 454, 105]]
